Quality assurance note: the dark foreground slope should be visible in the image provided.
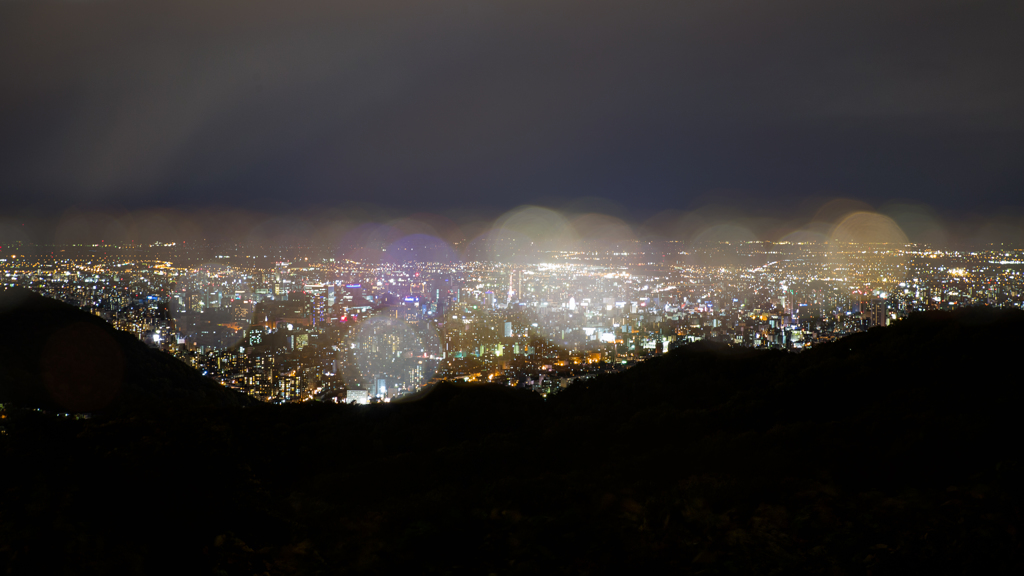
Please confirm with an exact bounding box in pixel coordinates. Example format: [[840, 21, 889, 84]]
[[1, 308, 1022, 575], [0, 287, 252, 412]]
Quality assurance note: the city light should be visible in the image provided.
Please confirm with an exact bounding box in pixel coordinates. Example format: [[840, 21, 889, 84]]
[[2, 230, 1020, 404]]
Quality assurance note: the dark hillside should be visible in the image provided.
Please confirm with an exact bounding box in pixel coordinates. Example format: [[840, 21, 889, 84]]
[[0, 287, 252, 412], [1, 306, 1022, 575], [551, 307, 1024, 488]]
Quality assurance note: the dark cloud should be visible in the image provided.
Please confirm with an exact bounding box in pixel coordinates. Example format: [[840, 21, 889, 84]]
[[1, 0, 1022, 219]]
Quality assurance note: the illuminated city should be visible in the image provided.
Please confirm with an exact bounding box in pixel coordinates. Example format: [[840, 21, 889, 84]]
[[3, 1, 1023, 572], [5, 225, 1022, 404]]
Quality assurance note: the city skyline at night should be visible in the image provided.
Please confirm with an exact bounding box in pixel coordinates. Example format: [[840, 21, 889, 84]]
[[2, 1, 1023, 574], [4, 226, 1021, 405]]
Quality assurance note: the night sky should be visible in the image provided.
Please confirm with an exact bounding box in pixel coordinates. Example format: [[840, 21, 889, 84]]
[[2, 0, 1023, 243]]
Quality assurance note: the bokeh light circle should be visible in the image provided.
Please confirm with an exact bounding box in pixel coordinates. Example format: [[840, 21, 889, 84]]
[[347, 314, 441, 399]]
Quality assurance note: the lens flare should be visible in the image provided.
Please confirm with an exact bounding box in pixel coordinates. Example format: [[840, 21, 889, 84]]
[[693, 223, 758, 244], [879, 204, 946, 246], [347, 314, 441, 399], [570, 213, 636, 252], [830, 212, 909, 245], [779, 228, 829, 244], [813, 198, 874, 225], [490, 206, 579, 259]]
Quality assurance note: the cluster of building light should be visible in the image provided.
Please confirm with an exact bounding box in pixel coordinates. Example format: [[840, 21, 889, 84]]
[[3, 240, 1022, 403]]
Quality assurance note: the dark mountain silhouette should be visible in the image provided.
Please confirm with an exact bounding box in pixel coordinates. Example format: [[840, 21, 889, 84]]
[[1, 305, 1022, 575], [0, 287, 252, 413]]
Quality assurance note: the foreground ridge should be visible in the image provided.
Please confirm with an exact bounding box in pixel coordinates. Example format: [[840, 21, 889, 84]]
[[1, 307, 1021, 574]]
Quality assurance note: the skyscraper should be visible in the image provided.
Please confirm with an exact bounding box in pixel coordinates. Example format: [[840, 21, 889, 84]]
[[869, 298, 888, 327]]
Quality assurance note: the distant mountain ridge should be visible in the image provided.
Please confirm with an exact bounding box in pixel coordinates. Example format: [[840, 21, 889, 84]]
[[0, 287, 253, 412]]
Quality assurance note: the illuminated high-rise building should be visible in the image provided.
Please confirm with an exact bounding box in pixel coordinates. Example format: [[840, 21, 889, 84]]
[[305, 283, 328, 325], [869, 298, 888, 327]]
